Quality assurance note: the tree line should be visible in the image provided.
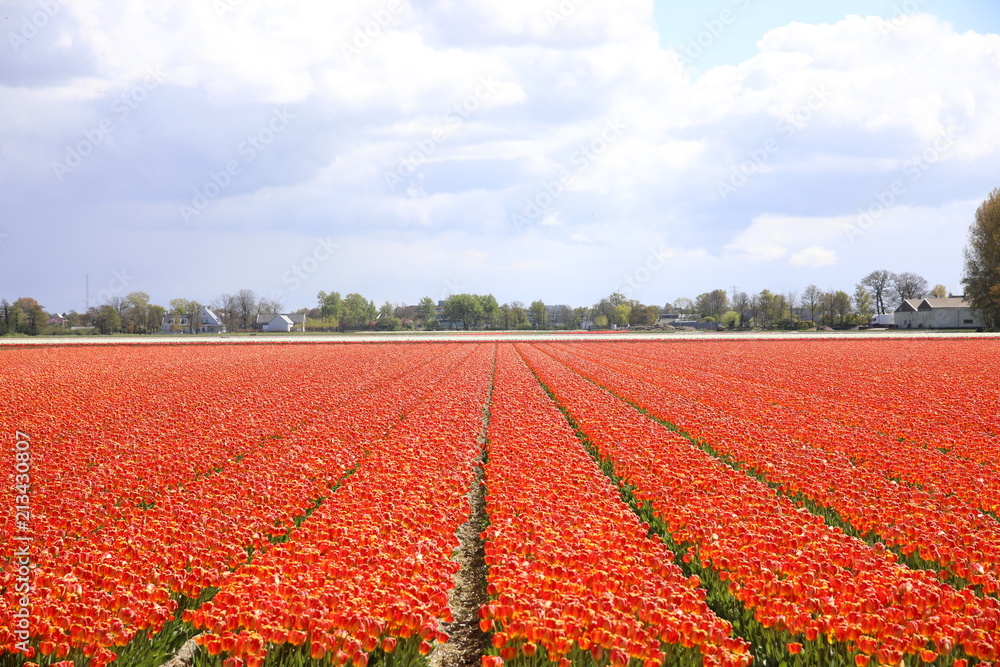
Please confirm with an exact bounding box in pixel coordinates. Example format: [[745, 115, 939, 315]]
[[5, 187, 1000, 335]]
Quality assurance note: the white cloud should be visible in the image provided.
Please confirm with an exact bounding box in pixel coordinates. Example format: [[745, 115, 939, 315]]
[[789, 245, 837, 268], [3, 2, 1000, 309]]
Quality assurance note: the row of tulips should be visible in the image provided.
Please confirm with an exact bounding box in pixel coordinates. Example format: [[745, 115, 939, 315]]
[[543, 341, 1000, 595], [0, 343, 479, 664], [667, 339, 1000, 467], [183, 343, 497, 667], [591, 339, 1000, 480], [518, 342, 1000, 666], [480, 344, 752, 667]]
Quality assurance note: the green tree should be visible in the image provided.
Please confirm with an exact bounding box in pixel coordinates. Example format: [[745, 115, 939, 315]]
[[479, 294, 500, 329], [13, 298, 47, 335], [853, 285, 874, 323], [317, 291, 342, 325], [375, 301, 401, 331], [962, 187, 1000, 329], [341, 293, 376, 329], [416, 297, 438, 329], [93, 304, 122, 334], [695, 289, 729, 320], [443, 294, 483, 330], [832, 290, 852, 326], [721, 310, 740, 330], [123, 291, 152, 333], [612, 303, 631, 328], [930, 284, 948, 299], [529, 300, 548, 329], [508, 301, 530, 329], [629, 304, 659, 325]]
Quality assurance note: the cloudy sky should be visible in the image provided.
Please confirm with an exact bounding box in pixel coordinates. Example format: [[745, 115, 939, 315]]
[[2, 0, 999, 313]]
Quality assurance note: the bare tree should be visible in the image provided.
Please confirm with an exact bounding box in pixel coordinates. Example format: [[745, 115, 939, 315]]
[[234, 289, 258, 330], [802, 284, 822, 323], [859, 270, 895, 315], [890, 271, 929, 308]]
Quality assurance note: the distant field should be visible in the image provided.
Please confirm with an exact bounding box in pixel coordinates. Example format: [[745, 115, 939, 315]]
[[3, 327, 997, 344], [2, 339, 999, 667]]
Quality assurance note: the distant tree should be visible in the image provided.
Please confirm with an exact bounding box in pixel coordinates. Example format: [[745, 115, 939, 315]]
[[13, 298, 46, 335], [93, 304, 122, 335], [721, 310, 740, 330], [234, 289, 259, 330], [529, 300, 548, 329], [832, 290, 852, 326], [416, 297, 439, 330], [593, 315, 609, 329], [695, 289, 729, 320], [890, 272, 928, 308], [148, 305, 166, 333], [393, 303, 418, 329], [0, 299, 11, 335], [479, 294, 500, 329], [629, 304, 659, 325], [508, 301, 530, 329], [123, 292, 152, 333], [853, 285, 874, 323], [317, 291, 342, 325], [962, 187, 1000, 329], [673, 297, 694, 316], [930, 284, 948, 299], [860, 270, 895, 315], [612, 303, 632, 328], [442, 294, 483, 330], [570, 306, 589, 329], [731, 291, 749, 323], [802, 284, 822, 323], [341, 293, 376, 329], [375, 301, 401, 331]]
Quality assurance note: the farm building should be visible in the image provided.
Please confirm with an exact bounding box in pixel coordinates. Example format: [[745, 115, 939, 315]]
[[894, 296, 985, 329]]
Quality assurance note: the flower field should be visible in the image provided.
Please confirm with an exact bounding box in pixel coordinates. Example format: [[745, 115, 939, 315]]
[[2, 339, 999, 667]]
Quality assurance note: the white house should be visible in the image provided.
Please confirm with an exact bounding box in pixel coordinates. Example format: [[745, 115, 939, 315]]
[[894, 297, 985, 329], [263, 314, 295, 332], [162, 306, 226, 334], [256, 313, 306, 331]]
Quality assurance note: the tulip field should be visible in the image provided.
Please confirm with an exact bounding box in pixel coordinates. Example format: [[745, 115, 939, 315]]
[[2, 338, 999, 667]]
